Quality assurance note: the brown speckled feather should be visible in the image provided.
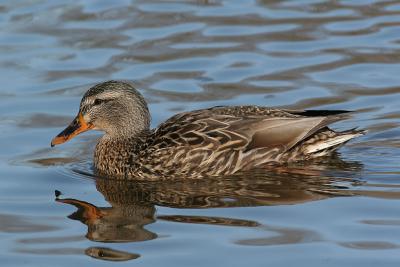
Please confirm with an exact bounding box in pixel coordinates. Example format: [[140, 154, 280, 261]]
[[53, 81, 364, 180], [93, 106, 363, 180]]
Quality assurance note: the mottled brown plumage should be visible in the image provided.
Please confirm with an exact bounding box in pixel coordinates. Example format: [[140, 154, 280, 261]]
[[51, 80, 365, 180]]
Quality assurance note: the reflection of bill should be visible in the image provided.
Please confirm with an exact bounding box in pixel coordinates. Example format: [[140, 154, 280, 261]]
[[56, 160, 362, 261], [56, 196, 156, 243]]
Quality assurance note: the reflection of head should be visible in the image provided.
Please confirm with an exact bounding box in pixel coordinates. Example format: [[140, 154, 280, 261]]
[[85, 204, 156, 243], [57, 178, 157, 243]]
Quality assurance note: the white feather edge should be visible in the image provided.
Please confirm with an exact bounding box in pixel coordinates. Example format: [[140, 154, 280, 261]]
[[304, 133, 363, 154]]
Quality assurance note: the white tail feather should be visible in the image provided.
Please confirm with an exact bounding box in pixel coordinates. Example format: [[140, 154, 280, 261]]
[[304, 133, 362, 154]]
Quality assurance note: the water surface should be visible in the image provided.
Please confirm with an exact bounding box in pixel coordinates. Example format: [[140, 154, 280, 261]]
[[1, 0, 400, 266]]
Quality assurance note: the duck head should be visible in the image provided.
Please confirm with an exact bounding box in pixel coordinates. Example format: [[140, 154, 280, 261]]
[[51, 80, 150, 147]]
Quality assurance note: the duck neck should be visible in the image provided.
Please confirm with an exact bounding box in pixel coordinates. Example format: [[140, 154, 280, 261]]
[[94, 131, 149, 177]]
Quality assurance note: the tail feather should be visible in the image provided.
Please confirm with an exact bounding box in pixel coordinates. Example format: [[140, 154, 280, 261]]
[[289, 109, 352, 117], [304, 129, 365, 155]]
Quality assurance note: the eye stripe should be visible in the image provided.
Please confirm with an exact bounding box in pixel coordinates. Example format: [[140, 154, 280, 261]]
[[93, 98, 112, 106], [94, 99, 103, 105]]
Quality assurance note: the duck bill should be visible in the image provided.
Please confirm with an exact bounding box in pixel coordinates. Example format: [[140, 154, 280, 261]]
[[51, 113, 93, 147]]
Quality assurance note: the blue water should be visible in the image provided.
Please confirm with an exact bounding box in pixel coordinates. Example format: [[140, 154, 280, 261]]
[[0, 0, 400, 266]]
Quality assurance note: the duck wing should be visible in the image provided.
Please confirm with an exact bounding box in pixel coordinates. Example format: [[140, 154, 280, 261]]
[[237, 116, 343, 152], [152, 107, 348, 153]]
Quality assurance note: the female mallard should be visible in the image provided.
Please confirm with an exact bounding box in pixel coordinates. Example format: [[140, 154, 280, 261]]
[[51, 80, 364, 180]]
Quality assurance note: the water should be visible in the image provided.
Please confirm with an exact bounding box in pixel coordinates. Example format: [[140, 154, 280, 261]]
[[1, 0, 400, 266]]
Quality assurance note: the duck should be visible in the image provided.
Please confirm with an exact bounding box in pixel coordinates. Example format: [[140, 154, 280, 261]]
[[51, 80, 365, 180]]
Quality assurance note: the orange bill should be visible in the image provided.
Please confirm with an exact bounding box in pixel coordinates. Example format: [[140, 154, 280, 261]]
[[51, 113, 93, 147]]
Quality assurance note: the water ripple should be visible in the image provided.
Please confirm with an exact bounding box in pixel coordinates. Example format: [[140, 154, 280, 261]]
[[1, 0, 400, 265]]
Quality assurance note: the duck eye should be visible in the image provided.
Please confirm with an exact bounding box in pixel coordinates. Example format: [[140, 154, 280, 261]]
[[94, 99, 104, 106]]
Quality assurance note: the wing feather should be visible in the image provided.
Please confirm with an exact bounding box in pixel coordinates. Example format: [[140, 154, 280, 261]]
[[152, 107, 349, 154]]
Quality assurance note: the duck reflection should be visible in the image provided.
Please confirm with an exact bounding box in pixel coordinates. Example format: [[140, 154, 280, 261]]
[[57, 195, 156, 243], [56, 155, 362, 261]]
